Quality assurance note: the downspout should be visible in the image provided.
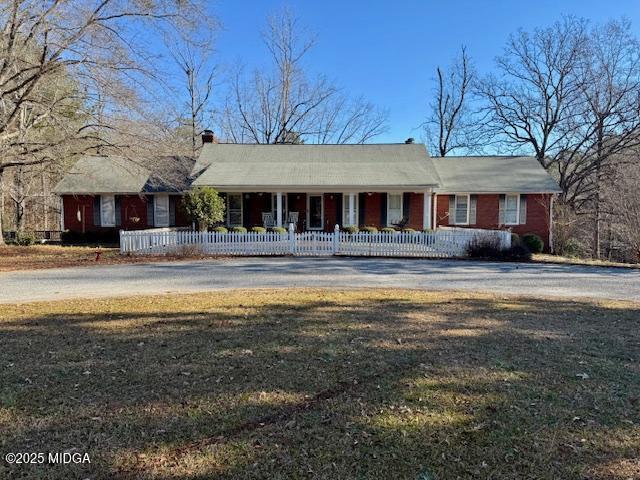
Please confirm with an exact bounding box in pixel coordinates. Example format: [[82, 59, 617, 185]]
[[432, 193, 438, 230], [549, 194, 555, 253]]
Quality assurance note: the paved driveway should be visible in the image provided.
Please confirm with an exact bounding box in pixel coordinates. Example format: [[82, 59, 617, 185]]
[[1, 257, 638, 304]]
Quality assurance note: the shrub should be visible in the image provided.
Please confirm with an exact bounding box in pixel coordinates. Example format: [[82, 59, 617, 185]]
[[380, 227, 397, 233], [502, 244, 533, 261], [402, 228, 416, 233], [360, 226, 378, 234], [231, 226, 247, 233], [250, 226, 266, 233], [467, 235, 532, 262], [271, 226, 288, 235], [212, 226, 228, 233], [467, 236, 503, 258], [343, 226, 359, 234], [183, 187, 225, 230], [559, 238, 583, 257], [15, 231, 36, 246], [522, 233, 544, 253]]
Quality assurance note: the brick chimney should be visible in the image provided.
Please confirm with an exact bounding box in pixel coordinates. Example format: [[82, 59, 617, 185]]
[[202, 129, 215, 144]]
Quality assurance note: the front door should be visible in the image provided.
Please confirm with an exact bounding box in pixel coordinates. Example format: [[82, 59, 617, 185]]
[[307, 194, 324, 230]]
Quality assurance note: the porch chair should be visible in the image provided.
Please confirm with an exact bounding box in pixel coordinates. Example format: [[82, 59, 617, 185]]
[[392, 216, 409, 230], [262, 212, 276, 229], [287, 211, 299, 230]]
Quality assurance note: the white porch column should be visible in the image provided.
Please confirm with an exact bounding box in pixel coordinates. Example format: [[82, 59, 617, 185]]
[[276, 192, 283, 227], [423, 191, 432, 230], [348, 193, 356, 226]]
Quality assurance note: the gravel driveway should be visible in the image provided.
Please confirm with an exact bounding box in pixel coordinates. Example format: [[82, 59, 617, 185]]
[[1, 257, 638, 304]]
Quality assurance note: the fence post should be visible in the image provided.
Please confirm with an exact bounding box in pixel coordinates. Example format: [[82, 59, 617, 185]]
[[289, 223, 296, 254], [333, 224, 340, 255], [119, 230, 125, 254]]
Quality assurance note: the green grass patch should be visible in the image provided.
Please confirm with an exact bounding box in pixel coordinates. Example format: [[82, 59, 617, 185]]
[[0, 289, 638, 479]]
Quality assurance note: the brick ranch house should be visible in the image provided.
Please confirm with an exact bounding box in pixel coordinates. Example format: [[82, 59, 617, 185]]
[[54, 134, 561, 250]]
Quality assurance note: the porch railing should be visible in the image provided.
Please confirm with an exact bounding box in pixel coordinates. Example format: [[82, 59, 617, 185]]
[[120, 225, 511, 258]]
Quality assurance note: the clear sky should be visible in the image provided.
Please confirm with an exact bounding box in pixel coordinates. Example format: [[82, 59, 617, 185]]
[[207, 0, 640, 143]]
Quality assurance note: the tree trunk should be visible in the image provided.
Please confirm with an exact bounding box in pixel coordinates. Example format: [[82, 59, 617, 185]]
[[593, 187, 601, 259], [0, 168, 5, 246]]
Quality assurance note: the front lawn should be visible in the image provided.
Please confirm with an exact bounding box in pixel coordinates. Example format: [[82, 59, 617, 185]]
[[0, 245, 214, 272], [0, 289, 638, 479]]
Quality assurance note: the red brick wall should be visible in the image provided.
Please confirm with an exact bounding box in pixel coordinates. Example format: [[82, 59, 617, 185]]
[[62, 195, 96, 233], [323, 193, 338, 231], [435, 193, 552, 251], [62, 194, 192, 232], [289, 193, 307, 231], [363, 193, 382, 226], [406, 193, 425, 230]]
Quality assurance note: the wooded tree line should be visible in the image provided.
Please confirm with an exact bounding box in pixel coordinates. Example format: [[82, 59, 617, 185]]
[[0, 3, 386, 244], [1, 4, 639, 262], [425, 17, 640, 262]]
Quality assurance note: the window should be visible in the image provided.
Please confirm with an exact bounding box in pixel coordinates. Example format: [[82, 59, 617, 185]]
[[504, 194, 520, 225], [100, 195, 115, 227], [342, 194, 359, 227], [387, 193, 403, 226], [227, 193, 243, 226], [454, 195, 469, 225], [154, 194, 169, 227]]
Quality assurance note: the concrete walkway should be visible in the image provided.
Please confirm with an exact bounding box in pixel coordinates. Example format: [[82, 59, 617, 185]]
[[1, 257, 639, 304]]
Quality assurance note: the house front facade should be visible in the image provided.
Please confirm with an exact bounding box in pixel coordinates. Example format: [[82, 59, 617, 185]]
[[54, 134, 561, 249]]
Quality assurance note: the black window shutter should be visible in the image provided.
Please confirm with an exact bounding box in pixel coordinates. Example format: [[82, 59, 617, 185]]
[[242, 194, 251, 228], [336, 193, 343, 226], [114, 196, 121, 227], [93, 195, 101, 227], [358, 193, 366, 226], [169, 196, 176, 227], [402, 193, 411, 221], [146, 196, 154, 227], [380, 193, 387, 226]]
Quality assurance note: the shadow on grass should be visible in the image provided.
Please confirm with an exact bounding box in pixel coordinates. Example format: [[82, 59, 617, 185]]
[[0, 291, 638, 479]]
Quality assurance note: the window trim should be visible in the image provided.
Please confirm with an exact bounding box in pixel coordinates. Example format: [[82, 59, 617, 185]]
[[226, 193, 243, 227], [453, 194, 470, 225], [154, 194, 170, 227], [504, 193, 520, 226], [100, 195, 116, 227], [386, 192, 404, 227], [342, 193, 359, 227]]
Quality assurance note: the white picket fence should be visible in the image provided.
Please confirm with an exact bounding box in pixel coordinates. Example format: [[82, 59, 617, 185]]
[[120, 225, 511, 258]]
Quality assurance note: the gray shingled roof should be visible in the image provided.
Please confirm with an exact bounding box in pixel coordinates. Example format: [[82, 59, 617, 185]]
[[431, 156, 561, 193], [54, 156, 195, 194], [192, 143, 440, 188]]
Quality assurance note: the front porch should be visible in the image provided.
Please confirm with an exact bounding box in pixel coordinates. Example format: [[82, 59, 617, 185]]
[[220, 191, 433, 232]]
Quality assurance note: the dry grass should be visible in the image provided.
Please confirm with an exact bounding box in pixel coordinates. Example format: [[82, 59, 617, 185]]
[[0, 289, 638, 479], [0, 245, 216, 272], [534, 253, 640, 269]]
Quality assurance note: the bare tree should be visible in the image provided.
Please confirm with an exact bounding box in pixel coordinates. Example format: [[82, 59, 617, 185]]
[[0, 0, 208, 244], [167, 30, 217, 157], [219, 8, 387, 144], [424, 46, 481, 156], [477, 17, 640, 259]]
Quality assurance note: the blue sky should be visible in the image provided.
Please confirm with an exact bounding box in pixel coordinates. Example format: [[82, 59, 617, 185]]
[[207, 0, 640, 143]]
